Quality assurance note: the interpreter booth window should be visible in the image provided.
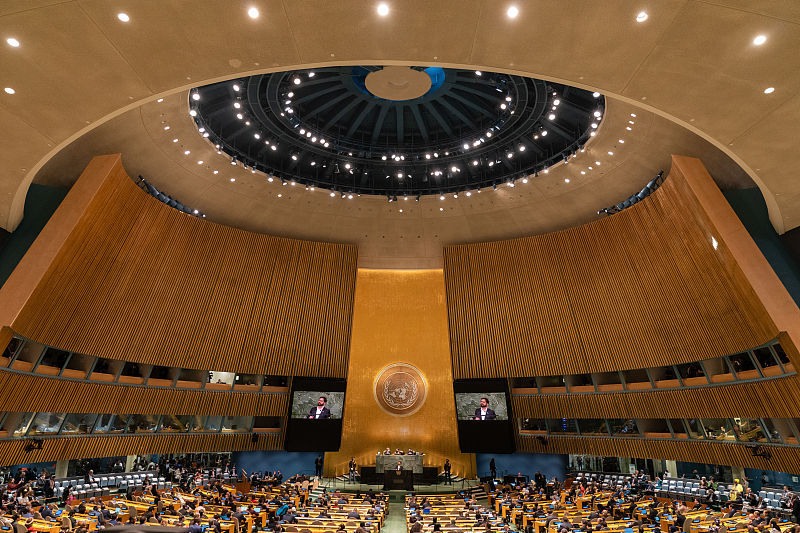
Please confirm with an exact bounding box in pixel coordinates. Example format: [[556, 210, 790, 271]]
[[753, 347, 780, 369], [732, 418, 767, 442], [159, 414, 190, 432], [221, 416, 252, 433], [520, 418, 547, 432], [728, 352, 757, 374], [578, 419, 609, 436], [668, 419, 688, 438], [60, 413, 98, 435], [547, 418, 578, 434], [638, 418, 670, 436], [127, 414, 159, 433], [685, 419, 705, 439], [39, 347, 70, 369], [28, 412, 66, 435], [235, 373, 261, 388], [760, 418, 785, 443], [204, 416, 223, 432], [773, 343, 791, 365], [609, 418, 639, 436], [93, 413, 129, 434], [10, 412, 35, 437], [700, 418, 734, 440], [1, 336, 23, 361]]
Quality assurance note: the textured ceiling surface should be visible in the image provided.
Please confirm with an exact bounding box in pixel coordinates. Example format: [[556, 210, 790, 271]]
[[1, 1, 794, 265]]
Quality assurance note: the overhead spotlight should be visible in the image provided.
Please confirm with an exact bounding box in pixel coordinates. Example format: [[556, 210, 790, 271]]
[[415, 194, 421, 202], [233, 83, 240, 92], [192, 91, 200, 101], [592, 92, 601, 98], [753, 35, 767, 46], [230, 157, 237, 166], [475, 71, 482, 76], [189, 109, 197, 117], [291, 153, 298, 161], [117, 12, 130, 22], [453, 193, 458, 198], [247, 6, 260, 19], [507, 5, 519, 18], [293, 77, 301, 85], [377, 2, 390, 16], [636, 11, 648, 22]]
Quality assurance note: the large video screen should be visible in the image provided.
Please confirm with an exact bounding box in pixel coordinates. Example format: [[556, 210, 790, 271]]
[[284, 377, 346, 452], [290, 391, 346, 419], [454, 392, 509, 420], [453, 378, 515, 454]]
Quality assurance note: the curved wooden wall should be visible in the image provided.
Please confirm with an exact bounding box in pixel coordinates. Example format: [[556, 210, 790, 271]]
[[0, 369, 287, 416], [512, 375, 800, 419], [0, 432, 282, 465], [518, 434, 799, 474], [6, 156, 358, 377], [444, 160, 776, 379]]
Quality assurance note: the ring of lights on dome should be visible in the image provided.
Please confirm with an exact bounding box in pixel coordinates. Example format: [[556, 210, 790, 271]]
[[190, 66, 604, 197]]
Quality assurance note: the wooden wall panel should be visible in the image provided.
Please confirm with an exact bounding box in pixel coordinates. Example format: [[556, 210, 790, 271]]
[[513, 375, 800, 419], [445, 159, 777, 379], [0, 432, 282, 466], [0, 369, 288, 416], [6, 156, 357, 377], [518, 434, 800, 474]]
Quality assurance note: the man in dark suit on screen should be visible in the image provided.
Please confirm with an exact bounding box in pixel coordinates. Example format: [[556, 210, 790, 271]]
[[474, 397, 497, 420], [308, 396, 332, 419]]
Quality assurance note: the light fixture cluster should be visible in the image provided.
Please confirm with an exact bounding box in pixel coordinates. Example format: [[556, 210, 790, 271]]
[[189, 67, 605, 198]]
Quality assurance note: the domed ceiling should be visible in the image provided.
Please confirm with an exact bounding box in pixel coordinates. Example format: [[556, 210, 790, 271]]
[[191, 66, 603, 197]]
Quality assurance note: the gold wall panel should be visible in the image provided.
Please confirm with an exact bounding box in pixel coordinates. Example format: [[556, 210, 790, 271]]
[[326, 269, 475, 479]]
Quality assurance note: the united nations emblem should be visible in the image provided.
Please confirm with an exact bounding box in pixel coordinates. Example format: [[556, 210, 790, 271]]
[[374, 363, 427, 416]]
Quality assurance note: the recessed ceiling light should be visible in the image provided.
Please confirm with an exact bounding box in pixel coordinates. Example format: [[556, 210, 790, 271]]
[[293, 77, 301, 85], [192, 92, 200, 101], [475, 71, 482, 76], [630, 113, 637, 117], [4, 87, 15, 95], [156, 98, 164, 103], [548, 113, 556, 120], [608, 151, 614, 156], [764, 87, 775, 94], [230, 178, 236, 182], [172, 138, 178, 143], [564, 178, 570, 183], [184, 150, 190, 155], [247, 7, 260, 19], [197, 160, 203, 165], [618, 139, 625, 144], [636, 11, 648, 22], [592, 92, 601, 98], [753, 35, 767, 46], [6, 37, 20, 48], [189, 109, 197, 117], [117, 12, 130, 22], [377, 3, 389, 16], [507, 5, 519, 19]]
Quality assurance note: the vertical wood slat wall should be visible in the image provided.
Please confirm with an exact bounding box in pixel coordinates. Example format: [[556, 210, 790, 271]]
[[517, 434, 799, 473], [0, 432, 283, 466], [512, 375, 800, 419], [444, 164, 777, 379], [9, 158, 358, 377], [0, 369, 287, 416]]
